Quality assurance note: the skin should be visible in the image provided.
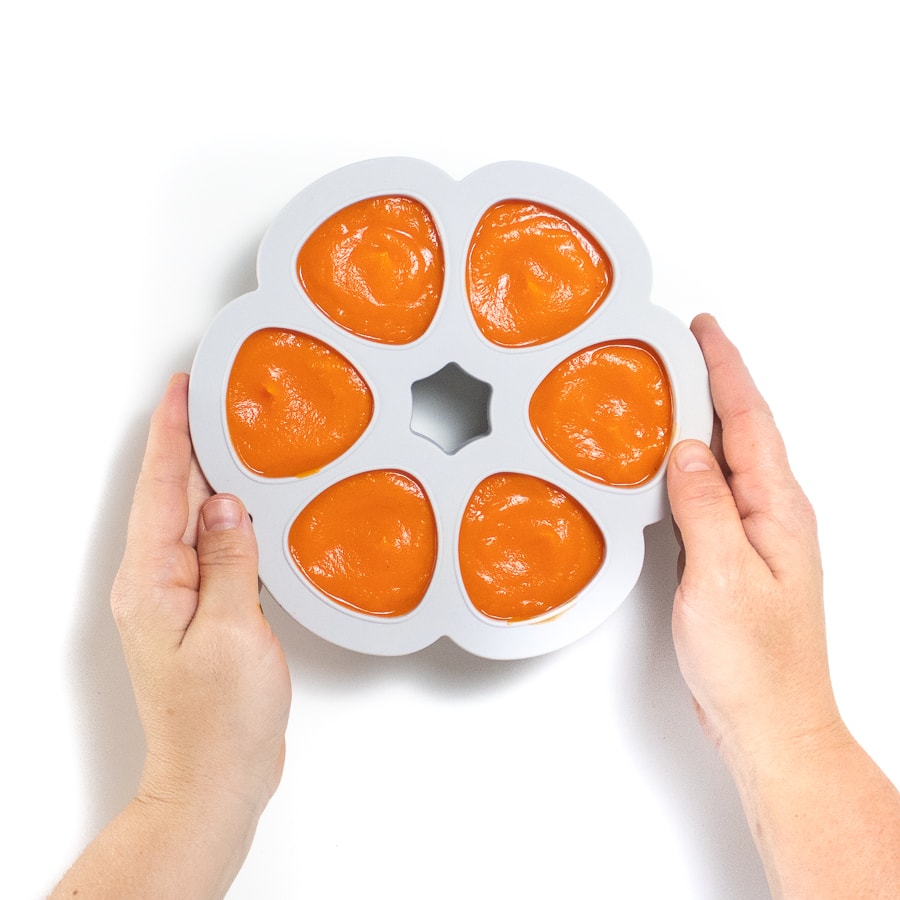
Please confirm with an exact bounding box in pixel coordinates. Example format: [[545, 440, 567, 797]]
[[51, 317, 900, 898], [667, 314, 900, 899], [50, 373, 291, 900]]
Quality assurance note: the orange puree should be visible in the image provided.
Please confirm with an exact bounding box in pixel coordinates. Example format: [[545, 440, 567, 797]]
[[226, 328, 373, 478], [529, 341, 672, 487], [458, 473, 605, 622], [289, 470, 437, 617], [466, 200, 613, 347], [296, 195, 444, 345]]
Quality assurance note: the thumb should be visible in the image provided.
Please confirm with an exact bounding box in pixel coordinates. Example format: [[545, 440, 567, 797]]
[[196, 494, 260, 619], [667, 440, 748, 574]]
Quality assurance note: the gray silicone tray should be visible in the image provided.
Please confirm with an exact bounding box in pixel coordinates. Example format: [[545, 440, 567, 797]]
[[189, 158, 713, 659]]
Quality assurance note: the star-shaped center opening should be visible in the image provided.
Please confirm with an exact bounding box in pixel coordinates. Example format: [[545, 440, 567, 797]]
[[410, 363, 492, 455]]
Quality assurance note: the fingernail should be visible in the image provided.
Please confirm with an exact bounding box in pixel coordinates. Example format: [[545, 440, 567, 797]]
[[674, 441, 713, 473], [202, 496, 244, 532]]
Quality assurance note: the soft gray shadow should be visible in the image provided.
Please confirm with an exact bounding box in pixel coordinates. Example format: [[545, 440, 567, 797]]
[[217, 233, 261, 301], [261, 588, 543, 701], [69, 414, 150, 835], [615, 520, 771, 898], [158, 232, 264, 379]]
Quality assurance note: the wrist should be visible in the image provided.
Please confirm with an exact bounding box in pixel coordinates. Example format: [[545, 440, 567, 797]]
[[138, 736, 284, 822], [51, 783, 265, 900], [719, 715, 900, 899], [718, 704, 849, 787], [134, 749, 279, 878], [127, 784, 262, 898], [137, 764, 269, 845]]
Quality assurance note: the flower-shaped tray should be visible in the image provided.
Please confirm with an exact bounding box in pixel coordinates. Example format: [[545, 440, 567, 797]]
[[188, 158, 712, 659]]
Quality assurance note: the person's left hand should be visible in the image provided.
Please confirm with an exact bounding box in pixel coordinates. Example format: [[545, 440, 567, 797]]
[[53, 373, 292, 899], [111, 372, 292, 824]]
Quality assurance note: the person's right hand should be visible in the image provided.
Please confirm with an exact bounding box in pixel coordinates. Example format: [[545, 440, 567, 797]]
[[666, 314, 900, 899], [666, 313, 839, 761]]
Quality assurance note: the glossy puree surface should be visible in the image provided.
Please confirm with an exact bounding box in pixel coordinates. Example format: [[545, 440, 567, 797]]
[[289, 469, 438, 617], [226, 327, 373, 478], [296, 195, 444, 344], [466, 200, 613, 347], [529, 340, 672, 487], [458, 472, 605, 621]]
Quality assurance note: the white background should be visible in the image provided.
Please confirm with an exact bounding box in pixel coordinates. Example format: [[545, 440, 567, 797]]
[[3, 2, 898, 898]]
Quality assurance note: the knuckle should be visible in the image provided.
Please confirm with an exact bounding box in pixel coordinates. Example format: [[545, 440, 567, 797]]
[[109, 571, 136, 626], [673, 470, 733, 518], [198, 532, 257, 570]]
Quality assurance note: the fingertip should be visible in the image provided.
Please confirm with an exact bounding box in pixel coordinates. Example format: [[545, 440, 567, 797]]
[[690, 312, 729, 348], [690, 311, 717, 330], [162, 371, 190, 403], [671, 440, 714, 473], [196, 494, 260, 619], [200, 494, 249, 533], [667, 438, 745, 565], [668, 440, 727, 507], [151, 372, 190, 429]]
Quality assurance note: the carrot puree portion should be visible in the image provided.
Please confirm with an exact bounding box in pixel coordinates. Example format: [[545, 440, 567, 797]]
[[529, 341, 672, 487], [458, 473, 605, 622], [466, 200, 612, 347], [289, 470, 437, 617], [296, 195, 444, 345], [226, 328, 373, 478]]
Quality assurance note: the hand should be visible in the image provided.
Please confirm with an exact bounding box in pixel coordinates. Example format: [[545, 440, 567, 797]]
[[52, 373, 291, 899], [666, 313, 838, 760], [666, 314, 900, 899], [111, 373, 291, 815]]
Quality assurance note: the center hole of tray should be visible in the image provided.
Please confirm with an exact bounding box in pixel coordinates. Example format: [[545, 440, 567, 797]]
[[410, 363, 492, 455]]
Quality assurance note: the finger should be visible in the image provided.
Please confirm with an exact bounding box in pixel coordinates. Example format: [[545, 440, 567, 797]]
[[667, 439, 754, 578], [127, 373, 194, 557], [708, 410, 725, 476], [195, 494, 261, 623], [691, 314, 815, 573], [691, 314, 794, 503], [183, 455, 214, 548], [112, 374, 208, 646]]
